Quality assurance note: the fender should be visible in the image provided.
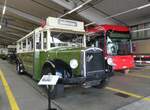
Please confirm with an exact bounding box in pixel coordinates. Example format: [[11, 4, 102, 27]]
[[42, 59, 72, 78], [53, 59, 72, 78], [41, 60, 56, 75]]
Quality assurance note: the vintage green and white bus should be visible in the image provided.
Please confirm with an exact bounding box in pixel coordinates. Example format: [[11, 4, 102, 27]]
[[16, 17, 110, 89]]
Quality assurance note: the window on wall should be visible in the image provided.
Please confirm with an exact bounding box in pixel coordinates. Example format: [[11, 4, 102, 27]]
[[144, 23, 150, 37], [131, 26, 138, 40], [131, 22, 150, 40], [138, 24, 145, 39], [43, 31, 47, 49]]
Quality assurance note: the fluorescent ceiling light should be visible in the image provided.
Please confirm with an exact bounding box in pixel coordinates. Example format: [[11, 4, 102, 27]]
[[0, 25, 2, 29], [137, 3, 150, 10], [68, 0, 92, 14], [2, 5, 6, 15], [68, 5, 82, 14], [132, 27, 150, 32], [59, 0, 92, 18]]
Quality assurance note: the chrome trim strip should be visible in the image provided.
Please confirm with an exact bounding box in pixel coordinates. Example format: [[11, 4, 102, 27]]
[[87, 70, 104, 74], [84, 47, 102, 52], [83, 50, 86, 77]]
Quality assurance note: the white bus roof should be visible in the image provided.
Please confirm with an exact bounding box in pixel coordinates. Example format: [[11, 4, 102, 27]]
[[17, 17, 85, 42], [46, 17, 85, 32]]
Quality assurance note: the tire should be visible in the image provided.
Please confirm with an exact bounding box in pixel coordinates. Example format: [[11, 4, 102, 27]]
[[106, 65, 114, 77], [42, 66, 64, 99], [16, 62, 24, 75], [93, 78, 109, 89]]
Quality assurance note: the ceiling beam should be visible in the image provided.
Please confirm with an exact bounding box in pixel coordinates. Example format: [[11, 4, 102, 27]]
[[7, 32, 23, 38], [0, 42, 9, 45], [0, 36, 16, 41], [4, 27, 27, 35], [0, 40, 10, 43], [1, 22, 31, 33], [0, 34, 18, 40], [0, 4, 41, 24], [0, 39, 14, 45], [0, 31, 23, 38]]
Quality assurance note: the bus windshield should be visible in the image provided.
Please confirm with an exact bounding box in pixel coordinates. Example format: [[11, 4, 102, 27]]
[[50, 31, 84, 48], [107, 31, 131, 55], [87, 31, 131, 55]]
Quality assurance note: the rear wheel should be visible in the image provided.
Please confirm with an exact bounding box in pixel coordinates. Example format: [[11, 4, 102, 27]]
[[16, 62, 24, 74]]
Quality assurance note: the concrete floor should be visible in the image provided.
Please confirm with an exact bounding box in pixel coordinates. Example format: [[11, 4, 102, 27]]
[[0, 59, 150, 110]]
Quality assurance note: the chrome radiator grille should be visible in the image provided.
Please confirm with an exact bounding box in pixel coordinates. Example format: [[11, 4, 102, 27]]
[[85, 48, 105, 77]]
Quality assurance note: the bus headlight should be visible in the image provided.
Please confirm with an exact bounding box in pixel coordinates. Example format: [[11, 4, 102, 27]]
[[70, 59, 78, 69], [107, 58, 114, 66]]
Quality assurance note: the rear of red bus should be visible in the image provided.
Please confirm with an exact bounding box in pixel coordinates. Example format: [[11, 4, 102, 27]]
[[87, 24, 135, 71]]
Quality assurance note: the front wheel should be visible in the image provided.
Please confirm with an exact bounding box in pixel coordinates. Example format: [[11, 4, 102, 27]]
[[42, 67, 64, 99], [106, 65, 114, 77], [93, 78, 109, 89]]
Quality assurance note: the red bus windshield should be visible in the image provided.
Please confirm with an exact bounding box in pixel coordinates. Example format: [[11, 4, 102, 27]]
[[107, 31, 131, 55], [87, 31, 131, 55]]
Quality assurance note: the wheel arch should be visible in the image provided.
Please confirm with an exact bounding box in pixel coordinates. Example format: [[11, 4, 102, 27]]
[[41, 60, 56, 75], [41, 59, 72, 78]]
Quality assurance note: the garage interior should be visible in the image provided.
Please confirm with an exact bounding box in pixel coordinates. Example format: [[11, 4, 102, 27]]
[[0, 0, 150, 110]]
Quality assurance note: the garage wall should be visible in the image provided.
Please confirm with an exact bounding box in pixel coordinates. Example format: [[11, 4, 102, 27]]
[[131, 22, 150, 54], [131, 22, 150, 40], [133, 39, 150, 54]]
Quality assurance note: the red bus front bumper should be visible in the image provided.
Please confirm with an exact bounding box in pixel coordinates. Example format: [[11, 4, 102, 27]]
[[112, 55, 135, 70]]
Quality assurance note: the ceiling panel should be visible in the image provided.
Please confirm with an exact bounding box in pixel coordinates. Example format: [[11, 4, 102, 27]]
[[0, 0, 150, 45]]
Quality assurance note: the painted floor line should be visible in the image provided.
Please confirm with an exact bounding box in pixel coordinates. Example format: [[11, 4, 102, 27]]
[[127, 74, 150, 79], [105, 87, 150, 101], [0, 69, 20, 110]]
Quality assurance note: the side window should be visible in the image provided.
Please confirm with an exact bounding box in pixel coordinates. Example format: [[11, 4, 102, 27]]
[[27, 35, 34, 51], [43, 31, 47, 49], [19, 42, 21, 50], [17, 42, 22, 52], [22, 40, 26, 51], [35, 32, 42, 50]]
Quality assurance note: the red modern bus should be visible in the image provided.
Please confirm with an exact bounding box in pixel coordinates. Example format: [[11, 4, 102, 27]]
[[86, 24, 135, 73]]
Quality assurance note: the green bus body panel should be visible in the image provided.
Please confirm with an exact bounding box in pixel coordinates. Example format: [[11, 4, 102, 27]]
[[48, 48, 81, 76], [18, 47, 83, 81], [18, 52, 34, 74]]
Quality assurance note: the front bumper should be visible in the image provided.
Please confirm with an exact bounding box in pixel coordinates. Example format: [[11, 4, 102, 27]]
[[60, 71, 106, 85]]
